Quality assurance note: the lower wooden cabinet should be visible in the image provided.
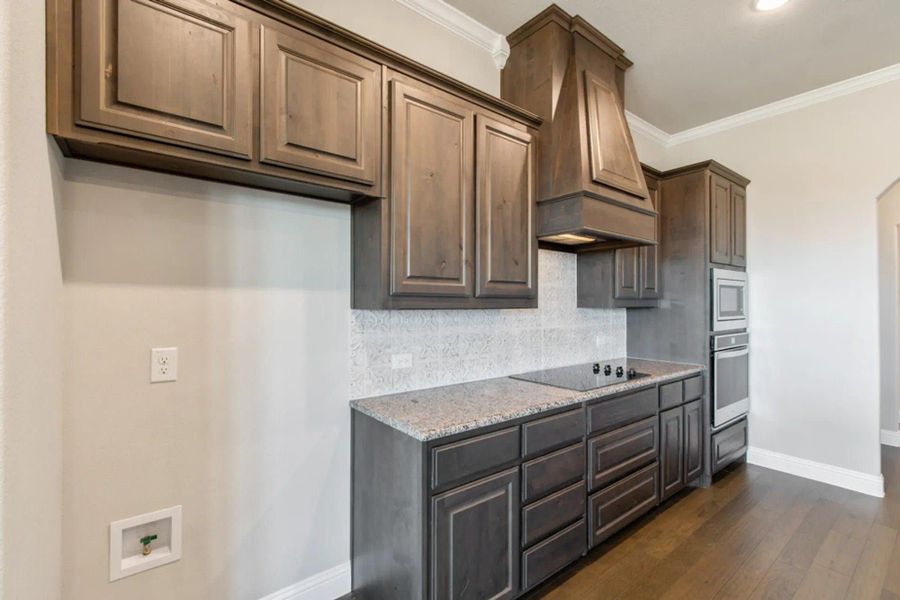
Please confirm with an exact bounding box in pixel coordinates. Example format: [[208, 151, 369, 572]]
[[659, 399, 703, 502], [659, 406, 685, 500], [685, 400, 704, 482], [432, 468, 520, 600], [352, 375, 706, 599], [588, 462, 659, 547], [521, 519, 586, 591]]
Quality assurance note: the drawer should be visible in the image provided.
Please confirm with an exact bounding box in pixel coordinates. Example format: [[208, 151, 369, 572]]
[[522, 408, 585, 458], [588, 462, 659, 548], [588, 387, 657, 435], [659, 381, 684, 410], [588, 416, 658, 492], [522, 480, 585, 548], [431, 426, 519, 490], [522, 442, 584, 503], [711, 418, 748, 474], [521, 518, 586, 591], [683, 375, 703, 402]]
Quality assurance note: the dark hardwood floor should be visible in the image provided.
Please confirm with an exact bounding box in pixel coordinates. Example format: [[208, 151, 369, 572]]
[[528, 446, 900, 600]]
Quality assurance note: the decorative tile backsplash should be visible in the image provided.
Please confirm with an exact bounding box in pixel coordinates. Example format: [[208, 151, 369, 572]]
[[349, 250, 626, 399]]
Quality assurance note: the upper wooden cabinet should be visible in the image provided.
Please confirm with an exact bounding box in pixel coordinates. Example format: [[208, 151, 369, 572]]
[[77, 0, 254, 158], [259, 25, 381, 186], [352, 74, 540, 310], [476, 116, 536, 299], [47, 0, 539, 205], [389, 79, 474, 298], [502, 6, 655, 250], [577, 166, 662, 309], [709, 173, 748, 268]]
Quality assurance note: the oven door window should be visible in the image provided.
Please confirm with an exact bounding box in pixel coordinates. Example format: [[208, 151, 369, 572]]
[[718, 284, 745, 320], [714, 348, 749, 426]]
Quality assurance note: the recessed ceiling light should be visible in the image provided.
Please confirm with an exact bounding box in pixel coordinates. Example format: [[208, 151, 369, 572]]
[[754, 0, 791, 10]]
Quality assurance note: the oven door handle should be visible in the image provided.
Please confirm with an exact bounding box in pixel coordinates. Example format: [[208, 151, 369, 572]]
[[714, 347, 749, 360]]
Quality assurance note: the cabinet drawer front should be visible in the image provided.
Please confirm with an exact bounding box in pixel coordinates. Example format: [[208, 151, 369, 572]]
[[432, 468, 519, 600], [588, 416, 658, 492], [522, 442, 584, 503], [431, 426, 519, 490], [588, 462, 659, 548], [79, 0, 253, 158], [711, 418, 748, 474], [522, 409, 585, 459], [659, 381, 684, 410], [521, 518, 586, 592], [522, 481, 585, 548], [260, 26, 381, 186], [683, 375, 703, 402], [588, 387, 657, 435]]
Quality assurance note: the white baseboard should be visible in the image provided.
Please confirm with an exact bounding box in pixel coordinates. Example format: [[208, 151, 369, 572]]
[[260, 562, 351, 600], [747, 446, 885, 498], [882, 429, 900, 448]]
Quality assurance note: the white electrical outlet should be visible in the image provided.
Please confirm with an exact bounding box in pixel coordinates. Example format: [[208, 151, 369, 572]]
[[391, 353, 413, 370], [150, 348, 178, 383]]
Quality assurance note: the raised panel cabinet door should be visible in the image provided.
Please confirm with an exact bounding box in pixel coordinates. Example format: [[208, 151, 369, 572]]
[[475, 115, 536, 299], [639, 181, 661, 299], [684, 399, 703, 483], [731, 186, 747, 267], [432, 468, 519, 600], [78, 0, 253, 158], [390, 80, 475, 297], [583, 71, 650, 204], [659, 406, 684, 501], [614, 247, 641, 300], [260, 26, 381, 186], [710, 174, 733, 265]]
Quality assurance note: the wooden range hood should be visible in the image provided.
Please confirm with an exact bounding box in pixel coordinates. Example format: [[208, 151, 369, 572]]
[[501, 5, 656, 251]]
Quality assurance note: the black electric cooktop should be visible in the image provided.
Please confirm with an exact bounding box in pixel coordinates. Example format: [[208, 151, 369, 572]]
[[510, 358, 649, 392]]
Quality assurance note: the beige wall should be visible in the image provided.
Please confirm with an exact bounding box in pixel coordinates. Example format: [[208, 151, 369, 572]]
[[657, 80, 900, 477], [878, 180, 900, 432], [0, 1, 65, 599], [52, 1, 503, 599]]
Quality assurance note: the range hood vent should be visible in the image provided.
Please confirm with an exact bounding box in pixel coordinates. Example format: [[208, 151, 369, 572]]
[[502, 5, 657, 250]]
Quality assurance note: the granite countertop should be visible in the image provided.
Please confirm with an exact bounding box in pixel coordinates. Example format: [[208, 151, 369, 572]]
[[350, 358, 704, 441]]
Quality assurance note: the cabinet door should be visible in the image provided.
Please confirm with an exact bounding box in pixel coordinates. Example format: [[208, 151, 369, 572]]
[[583, 71, 649, 203], [639, 179, 661, 299], [614, 248, 641, 300], [390, 80, 475, 297], [260, 26, 381, 186], [659, 406, 684, 501], [78, 0, 253, 158], [710, 174, 733, 265], [731, 186, 747, 267], [432, 468, 519, 600], [475, 116, 536, 298], [684, 400, 703, 483]]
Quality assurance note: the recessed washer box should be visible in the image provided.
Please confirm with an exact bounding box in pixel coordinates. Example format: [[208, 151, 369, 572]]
[[109, 505, 182, 581]]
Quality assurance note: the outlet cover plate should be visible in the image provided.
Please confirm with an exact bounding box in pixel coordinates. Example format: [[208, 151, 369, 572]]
[[150, 348, 178, 383], [110, 505, 182, 581]]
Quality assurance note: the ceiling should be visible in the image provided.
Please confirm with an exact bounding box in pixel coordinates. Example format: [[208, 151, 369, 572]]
[[444, 0, 900, 133]]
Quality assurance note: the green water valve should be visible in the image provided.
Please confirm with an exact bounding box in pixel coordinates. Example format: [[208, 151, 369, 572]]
[[140, 534, 158, 556]]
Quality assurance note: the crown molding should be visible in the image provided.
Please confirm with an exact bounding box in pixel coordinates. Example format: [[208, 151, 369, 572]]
[[625, 111, 671, 147], [631, 62, 900, 148], [393, 0, 510, 68]]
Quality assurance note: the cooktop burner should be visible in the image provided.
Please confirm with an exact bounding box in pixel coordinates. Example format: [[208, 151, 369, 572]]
[[510, 359, 648, 392]]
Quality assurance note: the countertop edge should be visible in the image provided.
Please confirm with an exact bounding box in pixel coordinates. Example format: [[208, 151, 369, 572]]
[[350, 362, 705, 442]]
